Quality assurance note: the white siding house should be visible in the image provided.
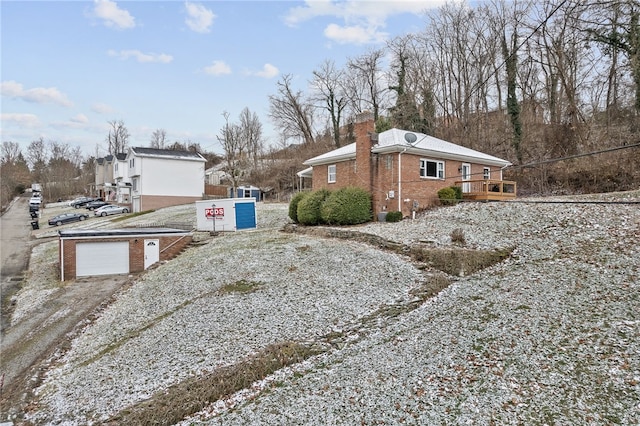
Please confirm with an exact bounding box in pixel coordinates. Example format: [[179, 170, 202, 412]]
[[113, 153, 131, 204], [126, 147, 207, 212]]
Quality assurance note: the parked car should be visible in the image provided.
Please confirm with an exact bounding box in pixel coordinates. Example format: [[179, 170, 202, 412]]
[[29, 197, 42, 210], [69, 196, 97, 208], [94, 204, 129, 216], [48, 212, 89, 226], [85, 200, 109, 210]]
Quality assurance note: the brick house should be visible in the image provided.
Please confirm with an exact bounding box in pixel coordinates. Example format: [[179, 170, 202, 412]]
[[303, 113, 514, 217]]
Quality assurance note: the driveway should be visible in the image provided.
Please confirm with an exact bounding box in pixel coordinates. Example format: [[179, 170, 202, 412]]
[[0, 195, 131, 419]]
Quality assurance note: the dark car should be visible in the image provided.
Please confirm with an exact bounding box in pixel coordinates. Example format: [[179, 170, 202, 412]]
[[48, 212, 89, 226], [85, 200, 109, 210], [69, 196, 97, 208]]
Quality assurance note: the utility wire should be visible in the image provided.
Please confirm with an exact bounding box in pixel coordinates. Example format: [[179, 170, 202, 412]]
[[507, 142, 640, 170]]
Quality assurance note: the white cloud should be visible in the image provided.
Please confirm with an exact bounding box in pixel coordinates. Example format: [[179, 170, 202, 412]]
[[251, 64, 279, 79], [92, 0, 136, 30], [284, 0, 445, 44], [91, 103, 114, 114], [1, 113, 40, 127], [1, 80, 73, 107], [70, 114, 89, 124], [185, 1, 215, 33], [324, 23, 387, 45], [204, 60, 231, 76], [108, 49, 174, 63]]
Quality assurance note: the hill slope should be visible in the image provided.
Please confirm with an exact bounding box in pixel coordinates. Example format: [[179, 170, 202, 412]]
[[13, 194, 640, 424]]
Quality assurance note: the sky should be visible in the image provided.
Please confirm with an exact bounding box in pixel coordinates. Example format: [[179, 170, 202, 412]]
[[1, 0, 449, 158]]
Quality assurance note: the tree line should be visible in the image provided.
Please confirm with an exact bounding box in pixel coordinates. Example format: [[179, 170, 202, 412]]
[[3, 0, 639, 208]]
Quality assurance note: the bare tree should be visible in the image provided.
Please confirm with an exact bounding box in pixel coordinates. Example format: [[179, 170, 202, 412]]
[[218, 111, 248, 195], [588, 0, 640, 114], [311, 60, 349, 148], [150, 129, 167, 148], [346, 48, 388, 122], [239, 107, 263, 169], [26, 137, 47, 180], [106, 119, 129, 154], [1, 141, 22, 164], [387, 35, 430, 133], [0, 142, 30, 206], [46, 141, 81, 198], [268, 74, 315, 145]]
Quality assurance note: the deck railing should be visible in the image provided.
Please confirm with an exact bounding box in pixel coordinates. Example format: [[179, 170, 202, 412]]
[[454, 179, 517, 201]]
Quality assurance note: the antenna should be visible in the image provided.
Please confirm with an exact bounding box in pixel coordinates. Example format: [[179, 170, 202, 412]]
[[404, 132, 417, 145]]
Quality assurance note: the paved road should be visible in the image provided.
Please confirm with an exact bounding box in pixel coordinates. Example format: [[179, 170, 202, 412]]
[[0, 197, 130, 421], [1, 194, 33, 334]]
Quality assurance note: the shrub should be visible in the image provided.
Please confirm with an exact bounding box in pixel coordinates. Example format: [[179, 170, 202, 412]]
[[385, 211, 403, 222], [288, 191, 308, 223], [451, 185, 463, 200], [437, 187, 457, 206], [320, 186, 372, 225], [297, 189, 330, 225]]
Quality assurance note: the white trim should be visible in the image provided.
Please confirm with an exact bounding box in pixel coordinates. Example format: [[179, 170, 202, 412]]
[[328, 164, 337, 183], [419, 158, 445, 180]]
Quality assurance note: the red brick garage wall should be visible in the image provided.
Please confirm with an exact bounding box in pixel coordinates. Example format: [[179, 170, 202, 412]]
[[60, 233, 192, 280]]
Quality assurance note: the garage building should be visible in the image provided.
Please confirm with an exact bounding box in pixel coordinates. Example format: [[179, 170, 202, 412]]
[[58, 228, 192, 281]]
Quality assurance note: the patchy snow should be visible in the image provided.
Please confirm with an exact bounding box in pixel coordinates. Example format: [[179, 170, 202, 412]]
[[18, 194, 640, 425]]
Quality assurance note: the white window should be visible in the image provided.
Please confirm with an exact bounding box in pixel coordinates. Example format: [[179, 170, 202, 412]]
[[483, 167, 491, 180], [419, 159, 445, 179], [328, 164, 336, 183], [132, 178, 138, 191], [129, 158, 135, 168]]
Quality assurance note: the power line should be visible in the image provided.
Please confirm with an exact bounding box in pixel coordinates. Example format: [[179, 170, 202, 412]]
[[507, 142, 640, 170]]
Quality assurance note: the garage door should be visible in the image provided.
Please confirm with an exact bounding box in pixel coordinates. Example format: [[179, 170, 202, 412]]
[[76, 241, 129, 277]]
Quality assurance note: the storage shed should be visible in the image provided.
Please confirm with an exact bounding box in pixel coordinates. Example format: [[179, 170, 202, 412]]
[[195, 198, 257, 232], [58, 228, 192, 281], [233, 185, 261, 201]]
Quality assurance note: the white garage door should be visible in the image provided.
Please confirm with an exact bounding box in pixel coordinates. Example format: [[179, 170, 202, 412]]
[[76, 241, 129, 277]]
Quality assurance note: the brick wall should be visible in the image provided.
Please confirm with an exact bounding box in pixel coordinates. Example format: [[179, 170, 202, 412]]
[[60, 233, 192, 280], [140, 195, 202, 212]]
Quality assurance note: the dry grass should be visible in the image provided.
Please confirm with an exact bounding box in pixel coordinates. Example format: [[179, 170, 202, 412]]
[[106, 341, 325, 426]]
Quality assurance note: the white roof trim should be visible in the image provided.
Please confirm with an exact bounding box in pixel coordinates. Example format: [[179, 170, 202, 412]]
[[303, 142, 356, 166], [303, 129, 511, 167], [296, 167, 313, 178]]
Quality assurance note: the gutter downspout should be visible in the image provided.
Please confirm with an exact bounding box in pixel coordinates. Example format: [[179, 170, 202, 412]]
[[500, 163, 510, 180], [398, 147, 408, 212], [59, 235, 64, 281]]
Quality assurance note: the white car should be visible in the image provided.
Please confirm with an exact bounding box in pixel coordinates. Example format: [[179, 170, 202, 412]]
[[94, 204, 129, 217]]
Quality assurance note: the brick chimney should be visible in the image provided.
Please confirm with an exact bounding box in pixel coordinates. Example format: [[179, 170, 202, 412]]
[[354, 112, 376, 194]]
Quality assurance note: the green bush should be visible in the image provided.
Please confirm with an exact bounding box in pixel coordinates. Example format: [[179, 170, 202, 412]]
[[437, 187, 457, 206], [385, 211, 403, 222], [320, 186, 372, 225], [451, 185, 463, 200], [288, 191, 309, 223], [297, 189, 330, 225]]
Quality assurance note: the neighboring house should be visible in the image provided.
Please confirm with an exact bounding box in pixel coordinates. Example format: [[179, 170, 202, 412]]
[[303, 112, 515, 217], [112, 153, 131, 204], [204, 163, 229, 185], [95, 155, 115, 201], [95, 153, 131, 204], [204, 163, 230, 198], [126, 147, 206, 212]]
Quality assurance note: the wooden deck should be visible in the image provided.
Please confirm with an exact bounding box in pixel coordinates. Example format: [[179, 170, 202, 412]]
[[454, 179, 517, 201]]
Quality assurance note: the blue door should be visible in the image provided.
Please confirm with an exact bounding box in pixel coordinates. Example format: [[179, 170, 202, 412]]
[[235, 202, 256, 230]]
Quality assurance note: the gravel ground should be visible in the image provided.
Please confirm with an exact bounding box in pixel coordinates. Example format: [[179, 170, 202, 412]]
[[14, 193, 640, 425]]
